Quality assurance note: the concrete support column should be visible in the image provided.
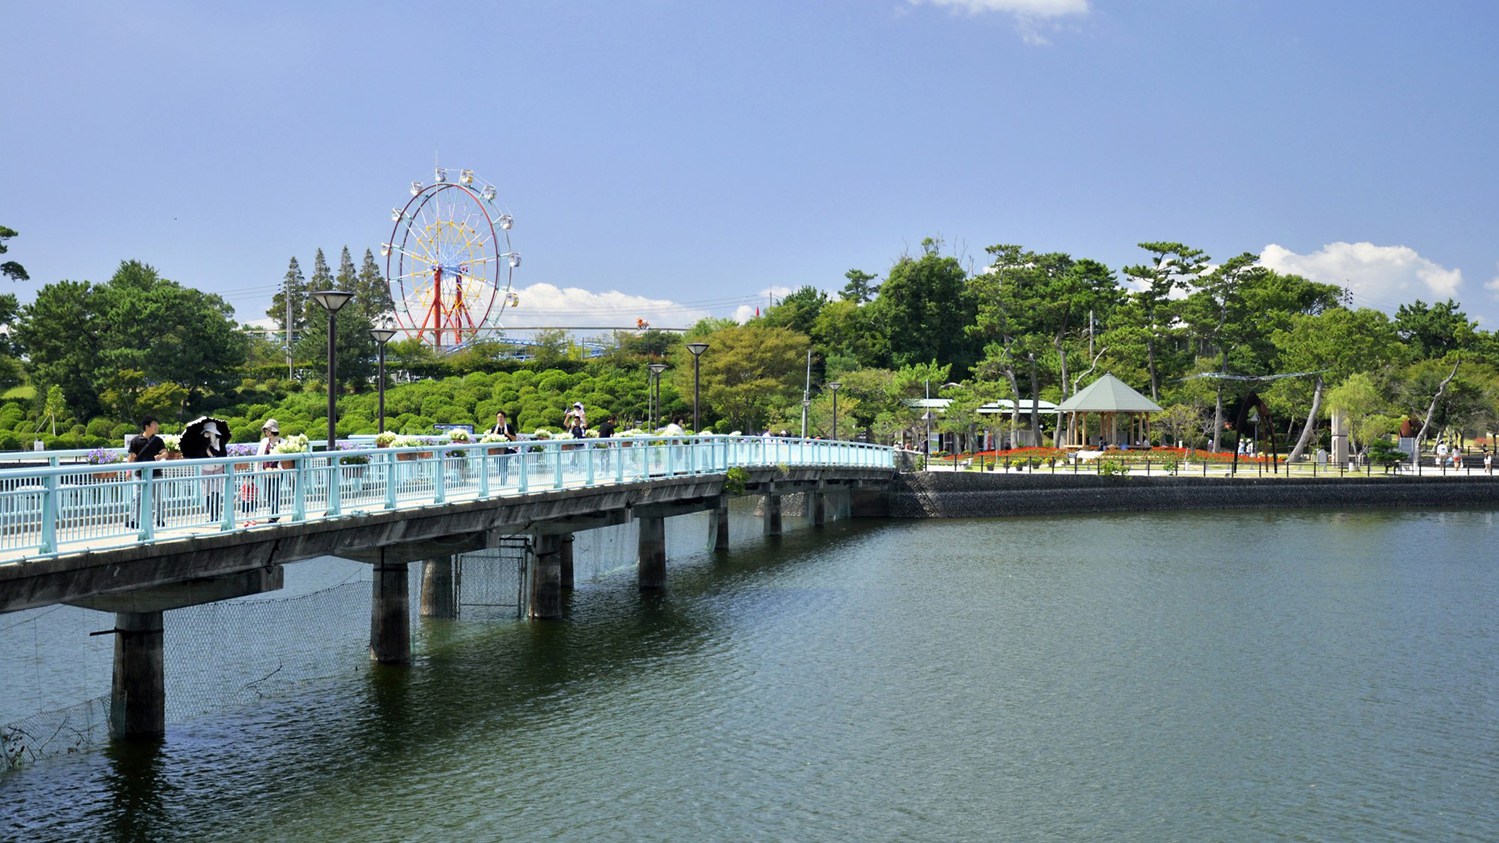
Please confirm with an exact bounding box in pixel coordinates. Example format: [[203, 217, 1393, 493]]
[[370, 555, 411, 664], [762, 484, 782, 537], [560, 533, 575, 591], [811, 481, 827, 527], [638, 515, 667, 590], [420, 556, 455, 619], [531, 533, 563, 618], [109, 610, 165, 740], [711, 495, 730, 551]]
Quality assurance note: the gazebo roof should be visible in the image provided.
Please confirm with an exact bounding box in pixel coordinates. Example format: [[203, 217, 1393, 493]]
[[1056, 373, 1162, 413]]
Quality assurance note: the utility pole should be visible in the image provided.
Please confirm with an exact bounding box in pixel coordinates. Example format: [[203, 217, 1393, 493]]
[[285, 283, 294, 380], [801, 349, 811, 438]]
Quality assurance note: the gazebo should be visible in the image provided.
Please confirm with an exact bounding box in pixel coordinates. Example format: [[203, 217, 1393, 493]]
[[1056, 373, 1162, 448]]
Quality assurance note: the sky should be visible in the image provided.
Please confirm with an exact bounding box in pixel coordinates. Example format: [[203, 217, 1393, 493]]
[[4, 1, 1498, 337]]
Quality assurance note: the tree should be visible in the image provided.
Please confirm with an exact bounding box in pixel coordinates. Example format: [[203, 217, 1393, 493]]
[[356, 248, 394, 327], [692, 323, 808, 432], [1326, 372, 1387, 458], [304, 249, 334, 326], [14, 280, 104, 417], [294, 255, 377, 394], [14, 261, 249, 421], [268, 256, 307, 354], [1272, 307, 1402, 461], [1152, 403, 1205, 449], [0, 225, 28, 282], [1394, 299, 1478, 359], [1121, 242, 1208, 400], [840, 269, 880, 304], [761, 285, 829, 338], [968, 244, 1043, 439], [868, 238, 976, 374], [811, 298, 887, 376], [1181, 252, 1260, 451]]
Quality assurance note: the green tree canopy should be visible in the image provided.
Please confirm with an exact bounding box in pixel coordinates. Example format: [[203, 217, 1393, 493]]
[[0, 225, 28, 282], [15, 261, 249, 421]]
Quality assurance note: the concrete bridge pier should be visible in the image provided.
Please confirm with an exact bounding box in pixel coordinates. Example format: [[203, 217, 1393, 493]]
[[110, 610, 165, 740], [637, 515, 667, 590], [560, 534, 575, 591], [420, 556, 456, 619], [65, 567, 285, 740], [371, 552, 411, 664], [531, 533, 564, 618], [762, 483, 782, 537], [711, 495, 730, 551], [811, 481, 827, 527]]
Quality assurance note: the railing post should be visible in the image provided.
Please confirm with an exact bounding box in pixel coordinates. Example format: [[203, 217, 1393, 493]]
[[222, 463, 238, 530], [40, 472, 59, 554], [326, 455, 342, 517], [552, 442, 564, 489], [519, 446, 530, 493], [479, 447, 491, 498], [292, 457, 307, 521], [434, 450, 447, 504], [140, 467, 156, 541], [385, 452, 399, 510]]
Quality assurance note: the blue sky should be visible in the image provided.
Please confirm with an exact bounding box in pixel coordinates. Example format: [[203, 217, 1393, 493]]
[[4, 1, 1497, 333]]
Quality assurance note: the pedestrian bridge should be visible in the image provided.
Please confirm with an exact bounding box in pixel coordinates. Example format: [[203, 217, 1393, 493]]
[[0, 435, 896, 739]]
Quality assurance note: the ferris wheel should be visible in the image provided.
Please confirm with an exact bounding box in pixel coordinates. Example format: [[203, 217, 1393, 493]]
[[383, 167, 520, 349]]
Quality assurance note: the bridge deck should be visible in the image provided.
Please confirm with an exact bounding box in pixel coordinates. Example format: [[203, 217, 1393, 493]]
[[0, 436, 896, 613]]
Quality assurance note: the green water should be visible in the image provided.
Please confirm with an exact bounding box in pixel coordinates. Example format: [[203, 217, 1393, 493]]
[[4, 509, 1497, 841]]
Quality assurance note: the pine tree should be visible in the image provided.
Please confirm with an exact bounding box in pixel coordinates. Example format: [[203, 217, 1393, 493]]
[[358, 248, 395, 326], [336, 247, 358, 294], [267, 257, 307, 345], [304, 248, 334, 326]]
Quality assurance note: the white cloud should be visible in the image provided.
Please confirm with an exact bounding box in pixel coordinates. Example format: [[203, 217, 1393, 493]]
[[1259, 242, 1463, 312], [1484, 262, 1499, 296], [908, 0, 1090, 44], [910, 0, 1088, 16], [496, 283, 711, 332]]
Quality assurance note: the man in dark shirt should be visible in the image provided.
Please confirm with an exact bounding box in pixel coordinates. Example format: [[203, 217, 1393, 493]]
[[127, 416, 165, 528]]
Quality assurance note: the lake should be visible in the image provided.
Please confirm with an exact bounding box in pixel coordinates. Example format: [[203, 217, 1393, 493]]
[[3, 507, 1497, 840]]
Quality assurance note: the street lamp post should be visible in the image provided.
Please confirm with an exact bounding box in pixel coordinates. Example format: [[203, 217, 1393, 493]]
[[826, 381, 841, 441], [648, 363, 668, 430], [310, 290, 355, 452], [369, 321, 398, 433], [685, 342, 708, 433]]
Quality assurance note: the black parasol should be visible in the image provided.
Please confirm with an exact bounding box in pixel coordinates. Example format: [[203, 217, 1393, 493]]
[[182, 416, 231, 459]]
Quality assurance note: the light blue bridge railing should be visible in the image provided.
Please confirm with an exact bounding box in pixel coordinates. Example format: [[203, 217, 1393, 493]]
[[0, 436, 894, 562]]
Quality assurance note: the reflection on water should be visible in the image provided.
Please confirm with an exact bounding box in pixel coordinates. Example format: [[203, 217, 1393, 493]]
[[3, 508, 1497, 841]]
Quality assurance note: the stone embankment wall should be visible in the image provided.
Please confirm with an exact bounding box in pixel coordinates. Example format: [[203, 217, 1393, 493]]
[[873, 471, 1499, 518]]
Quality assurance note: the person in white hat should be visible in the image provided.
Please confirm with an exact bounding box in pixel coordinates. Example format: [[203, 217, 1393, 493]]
[[564, 403, 587, 438], [252, 419, 283, 523], [563, 402, 588, 468]]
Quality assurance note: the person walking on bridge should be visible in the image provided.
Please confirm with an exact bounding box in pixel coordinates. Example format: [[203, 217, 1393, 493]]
[[487, 410, 518, 485], [254, 419, 283, 523], [126, 415, 166, 529]]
